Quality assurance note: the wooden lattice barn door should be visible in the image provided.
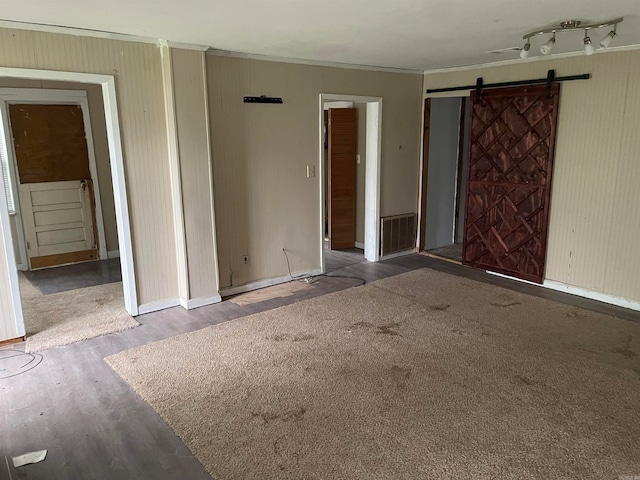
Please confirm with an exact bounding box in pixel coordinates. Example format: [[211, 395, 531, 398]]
[[462, 84, 560, 283]]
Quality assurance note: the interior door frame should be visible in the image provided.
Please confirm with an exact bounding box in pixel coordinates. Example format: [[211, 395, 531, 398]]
[[0, 88, 109, 268], [0, 68, 139, 340], [318, 94, 382, 272], [417, 91, 471, 252]]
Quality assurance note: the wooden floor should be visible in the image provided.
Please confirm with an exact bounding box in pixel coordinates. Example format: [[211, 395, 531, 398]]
[[425, 243, 463, 263], [22, 258, 122, 295], [2, 253, 639, 479]]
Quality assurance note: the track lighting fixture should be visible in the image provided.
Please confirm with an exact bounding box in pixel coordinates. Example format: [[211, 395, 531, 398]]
[[584, 31, 595, 55], [519, 17, 623, 59], [599, 26, 617, 48], [540, 34, 555, 55]]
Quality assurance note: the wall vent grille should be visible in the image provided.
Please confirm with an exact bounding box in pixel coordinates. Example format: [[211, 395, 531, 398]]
[[381, 213, 416, 256]]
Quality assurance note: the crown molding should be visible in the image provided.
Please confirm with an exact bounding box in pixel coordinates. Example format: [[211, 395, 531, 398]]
[[207, 49, 423, 75]]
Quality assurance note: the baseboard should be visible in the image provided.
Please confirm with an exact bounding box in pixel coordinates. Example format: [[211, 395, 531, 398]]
[[355, 241, 365, 250], [543, 280, 640, 312], [220, 269, 322, 297], [0, 335, 25, 347], [137, 298, 181, 315], [487, 271, 640, 312], [107, 249, 120, 259], [179, 295, 223, 310], [380, 249, 415, 261]]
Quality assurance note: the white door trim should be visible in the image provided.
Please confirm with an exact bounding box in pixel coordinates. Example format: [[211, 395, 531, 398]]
[[318, 93, 382, 273], [0, 88, 109, 261], [0, 68, 138, 339]]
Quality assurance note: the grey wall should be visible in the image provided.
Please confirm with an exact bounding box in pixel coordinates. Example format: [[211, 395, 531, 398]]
[[425, 97, 461, 250]]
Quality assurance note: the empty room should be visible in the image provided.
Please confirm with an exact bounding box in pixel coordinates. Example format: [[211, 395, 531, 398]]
[[1, 1, 639, 479]]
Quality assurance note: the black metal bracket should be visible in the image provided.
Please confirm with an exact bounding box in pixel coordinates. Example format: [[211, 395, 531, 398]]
[[426, 70, 590, 94], [546, 69, 556, 97], [243, 96, 283, 104], [475, 77, 483, 101]]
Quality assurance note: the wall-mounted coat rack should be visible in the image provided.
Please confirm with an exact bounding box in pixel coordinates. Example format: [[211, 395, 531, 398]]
[[243, 96, 283, 104]]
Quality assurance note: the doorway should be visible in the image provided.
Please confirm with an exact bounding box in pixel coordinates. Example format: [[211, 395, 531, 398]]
[[323, 101, 363, 271], [421, 96, 470, 263], [318, 94, 382, 273], [0, 68, 138, 345], [0, 85, 134, 350]]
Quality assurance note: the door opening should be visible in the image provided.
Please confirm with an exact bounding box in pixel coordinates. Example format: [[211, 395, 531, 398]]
[[0, 85, 133, 348], [0, 68, 138, 344], [420, 96, 470, 264], [318, 94, 382, 274]]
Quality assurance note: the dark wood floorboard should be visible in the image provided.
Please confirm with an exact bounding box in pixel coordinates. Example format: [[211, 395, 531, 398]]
[[2, 253, 638, 479], [22, 258, 122, 295], [425, 243, 463, 263]]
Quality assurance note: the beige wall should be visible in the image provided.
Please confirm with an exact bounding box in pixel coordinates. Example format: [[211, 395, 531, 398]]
[[424, 50, 640, 303], [0, 27, 179, 312], [0, 78, 119, 253], [208, 55, 423, 288], [170, 48, 219, 300]]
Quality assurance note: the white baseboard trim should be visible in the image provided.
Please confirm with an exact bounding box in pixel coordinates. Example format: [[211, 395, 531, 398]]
[[355, 241, 365, 250], [179, 295, 223, 310], [107, 249, 120, 259], [221, 269, 322, 297], [487, 271, 640, 312], [137, 298, 181, 315], [543, 280, 640, 312], [380, 249, 415, 261]]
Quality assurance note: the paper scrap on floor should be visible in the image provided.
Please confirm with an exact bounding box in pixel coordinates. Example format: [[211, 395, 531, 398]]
[[12, 450, 47, 468]]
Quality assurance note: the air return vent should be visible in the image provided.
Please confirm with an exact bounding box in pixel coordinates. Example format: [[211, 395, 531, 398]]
[[381, 213, 416, 256]]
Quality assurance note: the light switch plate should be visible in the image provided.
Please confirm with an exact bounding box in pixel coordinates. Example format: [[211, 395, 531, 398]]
[[356, 154, 361, 164], [307, 165, 316, 178]]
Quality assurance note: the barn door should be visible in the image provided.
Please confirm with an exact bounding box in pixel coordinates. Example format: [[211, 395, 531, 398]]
[[462, 84, 560, 283], [328, 108, 357, 250]]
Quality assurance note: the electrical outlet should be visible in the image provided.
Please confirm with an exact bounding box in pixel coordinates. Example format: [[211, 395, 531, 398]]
[[242, 255, 249, 265]]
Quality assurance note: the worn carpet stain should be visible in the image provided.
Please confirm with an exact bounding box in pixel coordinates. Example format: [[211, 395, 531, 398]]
[[612, 335, 637, 359], [106, 267, 640, 480]]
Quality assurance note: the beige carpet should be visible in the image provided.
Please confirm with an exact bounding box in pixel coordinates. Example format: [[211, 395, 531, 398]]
[[106, 268, 640, 479], [21, 275, 139, 352]]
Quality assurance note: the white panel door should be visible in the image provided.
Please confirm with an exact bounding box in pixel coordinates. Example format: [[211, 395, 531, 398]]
[[19, 180, 95, 263]]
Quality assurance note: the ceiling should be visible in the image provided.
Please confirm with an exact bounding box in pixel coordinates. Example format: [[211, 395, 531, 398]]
[[3, 0, 640, 71]]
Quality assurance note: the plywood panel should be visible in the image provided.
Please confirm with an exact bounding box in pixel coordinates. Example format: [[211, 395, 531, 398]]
[[208, 55, 423, 288], [9, 103, 91, 183], [171, 48, 219, 300], [423, 50, 640, 303], [0, 26, 178, 307]]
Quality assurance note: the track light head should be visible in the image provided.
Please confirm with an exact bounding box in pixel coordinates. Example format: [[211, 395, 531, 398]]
[[540, 34, 555, 55], [599, 29, 617, 48], [520, 41, 531, 59], [584, 31, 595, 55]]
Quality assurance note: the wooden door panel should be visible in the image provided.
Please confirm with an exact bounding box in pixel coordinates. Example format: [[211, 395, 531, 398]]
[[328, 108, 357, 250], [9, 104, 91, 184], [463, 85, 560, 283], [20, 180, 97, 269]]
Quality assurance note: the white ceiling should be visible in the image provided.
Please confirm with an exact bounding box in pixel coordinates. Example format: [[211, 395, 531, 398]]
[[3, 0, 640, 71]]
